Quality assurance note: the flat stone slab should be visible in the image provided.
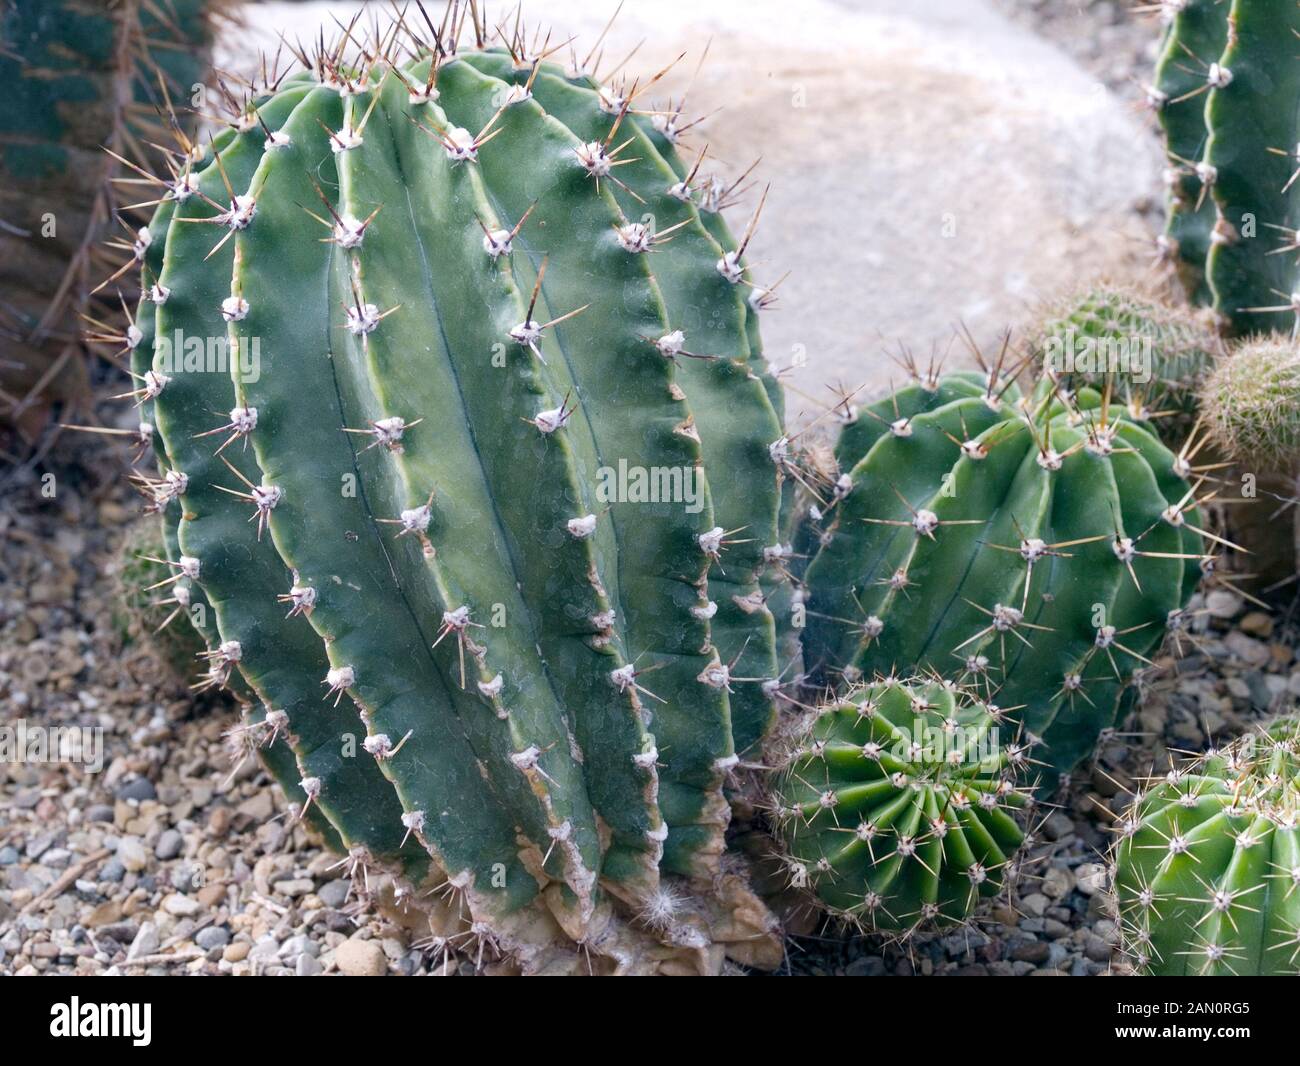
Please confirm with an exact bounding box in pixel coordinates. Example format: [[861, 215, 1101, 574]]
[[222, 0, 1160, 421]]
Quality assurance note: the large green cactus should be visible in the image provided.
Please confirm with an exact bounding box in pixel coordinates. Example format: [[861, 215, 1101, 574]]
[[1152, 0, 1300, 333], [1114, 716, 1300, 976], [771, 676, 1029, 932], [801, 368, 1206, 791], [127, 21, 789, 971]]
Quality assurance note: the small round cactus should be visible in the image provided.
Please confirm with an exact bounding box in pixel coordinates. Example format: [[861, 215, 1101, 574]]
[[1032, 283, 1218, 439], [771, 677, 1030, 932], [1200, 334, 1300, 471], [1114, 717, 1300, 976]]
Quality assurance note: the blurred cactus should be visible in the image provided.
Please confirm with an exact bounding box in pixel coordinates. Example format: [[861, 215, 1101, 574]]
[[0, 0, 224, 452]]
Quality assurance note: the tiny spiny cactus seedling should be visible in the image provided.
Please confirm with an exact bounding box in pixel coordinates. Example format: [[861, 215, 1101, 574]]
[[1113, 716, 1300, 976], [771, 676, 1030, 932], [120, 5, 790, 974], [1150, 0, 1300, 334], [801, 359, 1208, 792], [1031, 282, 1219, 442]]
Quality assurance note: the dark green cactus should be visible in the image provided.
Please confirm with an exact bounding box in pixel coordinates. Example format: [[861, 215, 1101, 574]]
[[801, 366, 1206, 791], [1152, 0, 1300, 334], [125, 19, 789, 971], [1113, 716, 1300, 976], [771, 676, 1030, 931]]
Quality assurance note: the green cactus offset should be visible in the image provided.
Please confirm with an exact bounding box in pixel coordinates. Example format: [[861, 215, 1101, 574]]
[[121, 9, 794, 973], [1030, 282, 1219, 443], [1152, 0, 1300, 334], [1114, 715, 1300, 976], [800, 362, 1208, 793], [771, 676, 1031, 931]]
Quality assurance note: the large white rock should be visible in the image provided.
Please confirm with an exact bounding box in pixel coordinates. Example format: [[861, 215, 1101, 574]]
[[221, 0, 1160, 418]]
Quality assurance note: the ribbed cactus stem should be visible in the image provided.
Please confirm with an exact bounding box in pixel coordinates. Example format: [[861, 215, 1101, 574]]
[[1114, 717, 1300, 976], [802, 363, 1205, 791], [772, 677, 1030, 932], [1200, 334, 1300, 471], [121, 14, 787, 973]]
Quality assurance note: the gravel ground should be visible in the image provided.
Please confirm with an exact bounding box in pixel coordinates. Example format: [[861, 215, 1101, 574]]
[[0, 439, 462, 977], [4, 424, 1295, 977]]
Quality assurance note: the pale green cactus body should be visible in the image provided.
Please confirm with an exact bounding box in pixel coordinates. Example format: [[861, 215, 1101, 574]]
[[128, 25, 789, 971]]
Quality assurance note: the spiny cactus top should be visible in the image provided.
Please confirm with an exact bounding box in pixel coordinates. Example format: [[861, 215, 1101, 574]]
[[772, 677, 1030, 932], [124, 11, 790, 973], [1030, 283, 1218, 443], [801, 365, 1206, 790], [1114, 717, 1300, 976], [1200, 334, 1300, 472], [1152, 0, 1300, 334]]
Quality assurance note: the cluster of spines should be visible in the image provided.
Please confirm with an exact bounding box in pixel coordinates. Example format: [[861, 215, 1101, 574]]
[[1113, 717, 1300, 976], [109, 2, 789, 971], [771, 676, 1031, 934]]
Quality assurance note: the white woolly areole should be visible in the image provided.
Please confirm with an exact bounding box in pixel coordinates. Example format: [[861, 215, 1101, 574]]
[[483, 228, 512, 258], [716, 251, 743, 284], [532, 404, 570, 433], [444, 126, 478, 161], [220, 296, 249, 322], [218, 409, 254, 440], [400, 504, 432, 533], [325, 665, 355, 689], [567, 514, 597, 538], [345, 303, 381, 336], [575, 141, 611, 177], [477, 673, 504, 698], [698, 526, 725, 557], [333, 215, 366, 248], [178, 555, 200, 579], [616, 222, 652, 253], [656, 329, 686, 356], [690, 600, 718, 621], [609, 664, 636, 691]]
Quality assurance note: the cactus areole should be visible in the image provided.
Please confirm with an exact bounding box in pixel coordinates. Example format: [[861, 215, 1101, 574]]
[[127, 12, 789, 974]]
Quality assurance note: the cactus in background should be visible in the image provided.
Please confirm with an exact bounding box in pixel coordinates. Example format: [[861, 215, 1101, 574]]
[[124, 11, 790, 973], [1201, 335, 1300, 471], [1151, 0, 1300, 334], [801, 366, 1206, 791], [1113, 716, 1300, 975], [771, 677, 1029, 931], [0, 0, 223, 450], [1030, 283, 1219, 442]]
